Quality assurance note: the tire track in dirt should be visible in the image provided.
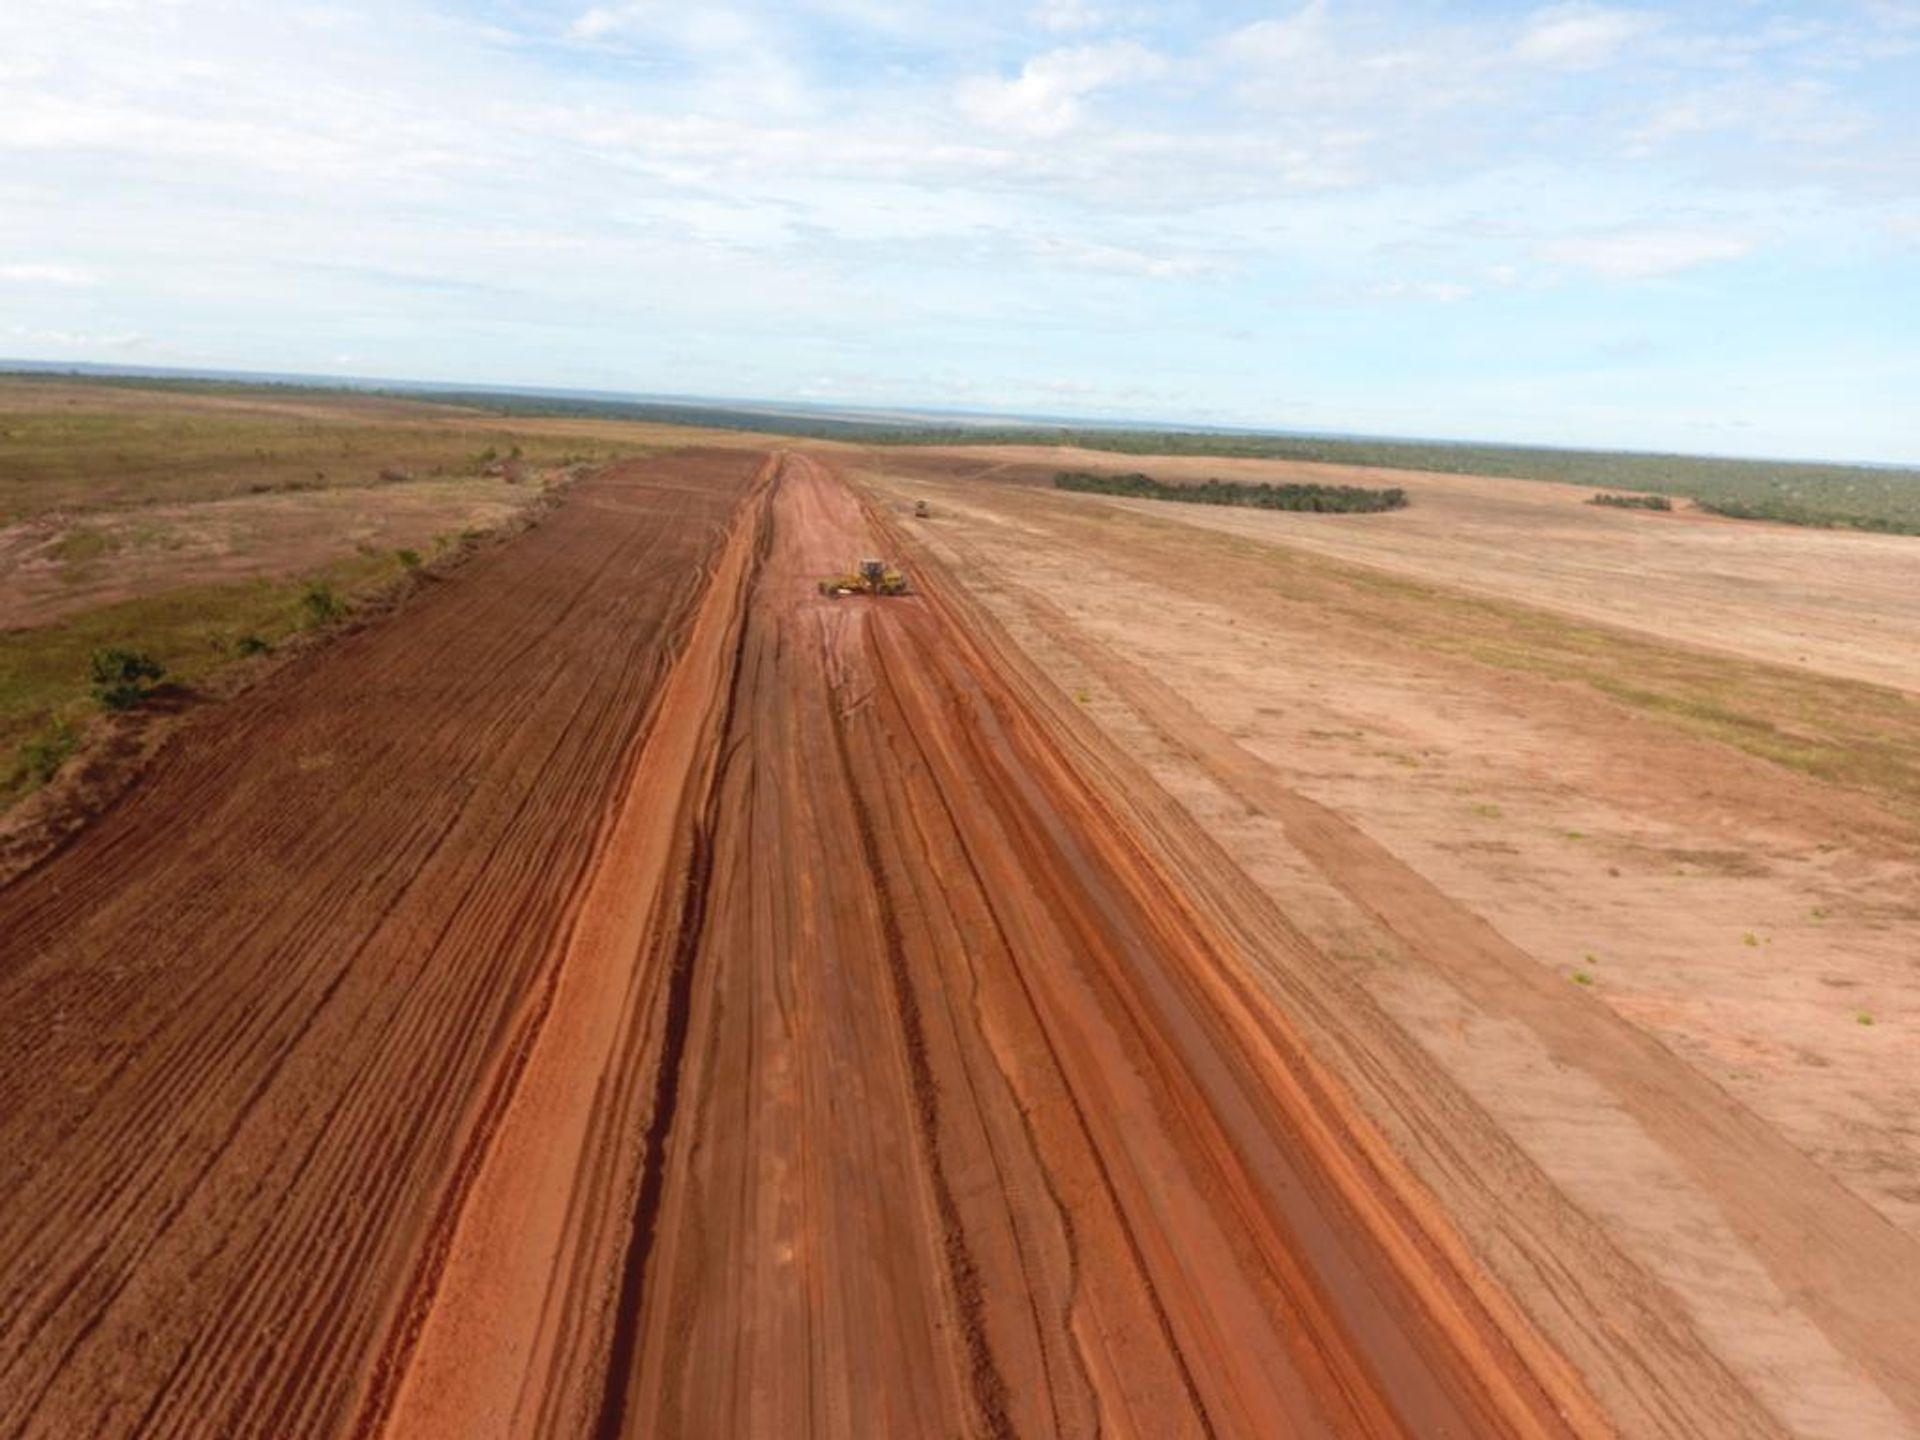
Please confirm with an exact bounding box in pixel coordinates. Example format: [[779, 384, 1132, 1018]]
[[582, 454, 1595, 1436], [870, 485, 1903, 1438], [0, 452, 763, 1439]]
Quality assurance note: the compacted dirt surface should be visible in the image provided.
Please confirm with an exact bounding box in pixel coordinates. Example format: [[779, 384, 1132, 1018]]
[[4, 444, 1913, 1438], [855, 449, 1920, 1440]]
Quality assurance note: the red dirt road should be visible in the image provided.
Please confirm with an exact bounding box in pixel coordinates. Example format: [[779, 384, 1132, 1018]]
[[4, 449, 1601, 1436]]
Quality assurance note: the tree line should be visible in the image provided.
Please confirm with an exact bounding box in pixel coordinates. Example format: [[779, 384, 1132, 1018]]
[[1054, 470, 1408, 512]]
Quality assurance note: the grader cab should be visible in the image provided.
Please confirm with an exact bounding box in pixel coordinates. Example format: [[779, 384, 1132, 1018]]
[[818, 558, 909, 598]]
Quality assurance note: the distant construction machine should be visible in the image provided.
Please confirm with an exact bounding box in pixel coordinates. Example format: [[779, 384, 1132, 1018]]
[[818, 557, 909, 598], [913, 499, 931, 518]]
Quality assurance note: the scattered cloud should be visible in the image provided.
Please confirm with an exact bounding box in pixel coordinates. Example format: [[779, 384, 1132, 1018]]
[[1539, 225, 1755, 279], [1033, 0, 1105, 34], [1025, 234, 1233, 278], [1225, 0, 1331, 65], [1515, 4, 1659, 69], [5, 324, 149, 351], [0, 263, 95, 286], [0, 0, 1910, 459], [956, 40, 1163, 137]]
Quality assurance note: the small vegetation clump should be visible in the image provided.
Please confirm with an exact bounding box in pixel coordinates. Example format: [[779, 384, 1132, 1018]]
[[17, 718, 79, 785], [236, 633, 273, 657], [301, 582, 344, 627], [89, 648, 166, 710], [395, 547, 423, 570], [1055, 470, 1408, 513], [1590, 492, 1673, 511]]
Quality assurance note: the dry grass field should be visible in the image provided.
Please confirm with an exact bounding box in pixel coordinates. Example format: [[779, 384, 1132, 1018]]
[[0, 380, 777, 809]]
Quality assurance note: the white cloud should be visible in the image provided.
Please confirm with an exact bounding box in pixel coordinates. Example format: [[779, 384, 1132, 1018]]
[[0, 263, 95, 286], [956, 40, 1164, 137], [1540, 225, 1755, 278], [1320, 277, 1474, 304], [5, 324, 149, 351], [1516, 4, 1659, 68], [1226, 0, 1332, 65], [0, 0, 1911, 459], [567, 3, 655, 42], [1033, 0, 1105, 34], [1025, 235, 1233, 278]]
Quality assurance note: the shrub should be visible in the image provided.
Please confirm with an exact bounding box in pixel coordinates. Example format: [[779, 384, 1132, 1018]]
[[301, 582, 344, 627], [396, 547, 423, 570], [19, 719, 80, 784], [90, 648, 166, 710], [236, 633, 273, 657]]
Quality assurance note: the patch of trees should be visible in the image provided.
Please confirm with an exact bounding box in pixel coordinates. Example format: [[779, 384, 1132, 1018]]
[[1054, 470, 1408, 513], [1589, 492, 1673, 511], [1693, 497, 1920, 535], [89, 648, 166, 710]]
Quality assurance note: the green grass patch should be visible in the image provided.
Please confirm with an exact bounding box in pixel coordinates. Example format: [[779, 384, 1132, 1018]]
[[51, 525, 123, 565], [0, 551, 401, 806]]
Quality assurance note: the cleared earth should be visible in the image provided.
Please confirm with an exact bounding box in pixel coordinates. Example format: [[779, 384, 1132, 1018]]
[[2, 438, 1916, 1438], [857, 446, 1920, 1439]]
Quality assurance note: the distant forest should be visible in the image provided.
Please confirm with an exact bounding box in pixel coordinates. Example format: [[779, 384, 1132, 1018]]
[[1054, 470, 1407, 513], [425, 389, 1920, 535], [14, 371, 1919, 535]]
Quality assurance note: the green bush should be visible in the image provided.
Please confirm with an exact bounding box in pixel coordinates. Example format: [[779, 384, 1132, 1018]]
[[1590, 492, 1673, 511], [89, 648, 166, 710], [236, 633, 273, 657], [396, 547, 423, 570], [1054, 470, 1407, 513], [301, 582, 344, 627]]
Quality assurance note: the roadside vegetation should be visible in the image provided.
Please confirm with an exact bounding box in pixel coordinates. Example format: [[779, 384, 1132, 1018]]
[[1055, 470, 1408, 512], [0, 551, 410, 805]]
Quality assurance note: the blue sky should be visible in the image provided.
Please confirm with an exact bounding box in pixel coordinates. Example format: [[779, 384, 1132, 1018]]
[[2, 0, 1915, 461]]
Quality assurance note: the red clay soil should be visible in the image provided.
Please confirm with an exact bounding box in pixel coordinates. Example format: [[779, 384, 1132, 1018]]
[[3, 449, 1601, 1437], [0, 451, 765, 1438]]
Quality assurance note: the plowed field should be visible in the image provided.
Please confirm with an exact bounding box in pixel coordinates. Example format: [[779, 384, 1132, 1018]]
[[0, 451, 763, 1436], [5, 448, 1639, 1436]]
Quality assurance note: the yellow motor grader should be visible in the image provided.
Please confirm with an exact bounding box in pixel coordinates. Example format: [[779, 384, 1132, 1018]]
[[818, 557, 908, 597]]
